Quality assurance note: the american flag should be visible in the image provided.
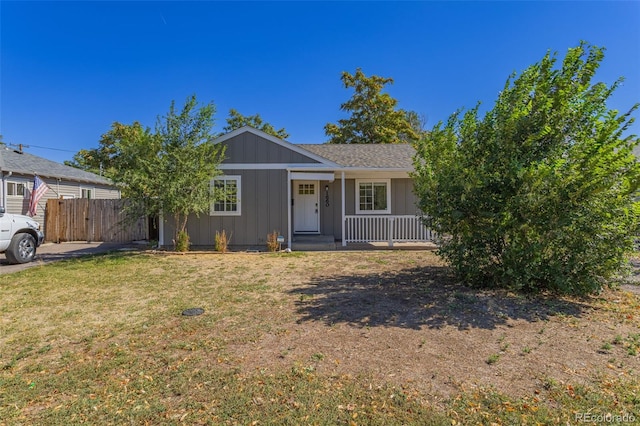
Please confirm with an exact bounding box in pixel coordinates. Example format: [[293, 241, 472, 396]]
[[28, 175, 50, 217]]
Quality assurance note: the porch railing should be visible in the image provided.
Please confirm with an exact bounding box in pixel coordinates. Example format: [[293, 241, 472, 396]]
[[344, 215, 435, 246]]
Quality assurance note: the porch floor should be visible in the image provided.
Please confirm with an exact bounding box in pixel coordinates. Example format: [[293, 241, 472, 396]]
[[340, 241, 438, 251]]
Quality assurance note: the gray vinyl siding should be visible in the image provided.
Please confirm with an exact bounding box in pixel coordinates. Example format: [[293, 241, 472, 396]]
[[221, 133, 321, 164], [163, 175, 418, 246], [391, 178, 420, 215], [168, 169, 289, 248], [319, 179, 341, 239]]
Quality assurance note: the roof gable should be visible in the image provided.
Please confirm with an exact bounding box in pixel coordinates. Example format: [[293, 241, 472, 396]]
[[215, 127, 339, 167]]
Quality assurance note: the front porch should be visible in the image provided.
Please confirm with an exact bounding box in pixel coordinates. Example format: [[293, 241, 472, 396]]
[[287, 215, 436, 251], [287, 169, 436, 251], [343, 214, 436, 247]]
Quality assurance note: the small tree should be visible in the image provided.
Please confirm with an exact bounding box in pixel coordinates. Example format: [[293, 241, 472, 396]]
[[325, 68, 420, 144], [97, 95, 226, 251], [222, 109, 289, 139], [413, 42, 640, 294]]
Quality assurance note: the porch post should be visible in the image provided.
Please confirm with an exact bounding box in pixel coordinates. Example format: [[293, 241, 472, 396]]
[[0, 172, 6, 210], [341, 170, 346, 247], [158, 211, 164, 247], [287, 169, 292, 250]]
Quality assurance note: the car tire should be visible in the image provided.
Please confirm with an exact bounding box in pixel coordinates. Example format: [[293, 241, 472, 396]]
[[6, 233, 37, 264]]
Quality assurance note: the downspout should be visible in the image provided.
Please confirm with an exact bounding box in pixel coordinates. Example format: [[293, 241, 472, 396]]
[[0, 171, 4, 210], [1, 171, 12, 211], [287, 169, 292, 250], [341, 170, 346, 247]]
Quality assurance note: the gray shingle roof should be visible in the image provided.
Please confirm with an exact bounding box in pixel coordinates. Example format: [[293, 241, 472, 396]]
[[299, 144, 415, 169], [0, 146, 113, 184]]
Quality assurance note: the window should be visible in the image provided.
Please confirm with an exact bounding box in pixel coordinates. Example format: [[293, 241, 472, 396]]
[[7, 182, 26, 197], [211, 176, 241, 216], [298, 183, 315, 195], [81, 188, 93, 199], [356, 179, 391, 214]]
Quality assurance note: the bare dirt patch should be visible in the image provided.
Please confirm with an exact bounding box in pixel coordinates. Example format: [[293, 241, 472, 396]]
[[179, 250, 640, 400]]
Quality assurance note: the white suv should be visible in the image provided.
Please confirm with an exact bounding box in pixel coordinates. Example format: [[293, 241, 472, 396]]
[[0, 206, 45, 264]]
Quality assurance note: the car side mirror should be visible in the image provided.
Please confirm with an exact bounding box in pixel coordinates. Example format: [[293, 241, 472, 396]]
[[0, 206, 5, 216]]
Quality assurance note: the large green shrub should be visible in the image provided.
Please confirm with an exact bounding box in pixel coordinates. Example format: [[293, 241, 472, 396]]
[[413, 42, 640, 294]]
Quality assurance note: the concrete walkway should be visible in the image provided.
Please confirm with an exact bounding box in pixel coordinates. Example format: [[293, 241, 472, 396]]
[[0, 241, 143, 275]]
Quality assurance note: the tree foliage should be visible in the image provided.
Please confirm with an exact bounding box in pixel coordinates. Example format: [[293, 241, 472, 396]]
[[413, 42, 640, 295], [222, 109, 289, 139], [97, 95, 225, 251], [325, 68, 421, 144], [64, 147, 108, 175]]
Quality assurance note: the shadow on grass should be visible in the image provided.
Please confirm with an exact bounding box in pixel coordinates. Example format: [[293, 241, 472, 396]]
[[289, 265, 588, 330]]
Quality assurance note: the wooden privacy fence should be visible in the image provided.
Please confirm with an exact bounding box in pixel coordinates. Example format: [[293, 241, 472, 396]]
[[45, 199, 148, 243]]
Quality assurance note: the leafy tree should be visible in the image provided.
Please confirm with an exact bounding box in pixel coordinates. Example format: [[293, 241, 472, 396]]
[[404, 110, 428, 139], [222, 108, 289, 139], [413, 42, 640, 295], [65, 122, 148, 176], [64, 149, 103, 174], [325, 68, 420, 144], [99, 95, 225, 251]]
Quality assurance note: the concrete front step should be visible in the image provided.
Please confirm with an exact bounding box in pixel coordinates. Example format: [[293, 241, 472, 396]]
[[291, 234, 336, 251]]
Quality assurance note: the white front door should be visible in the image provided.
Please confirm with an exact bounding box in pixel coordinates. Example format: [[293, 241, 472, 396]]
[[293, 181, 319, 233]]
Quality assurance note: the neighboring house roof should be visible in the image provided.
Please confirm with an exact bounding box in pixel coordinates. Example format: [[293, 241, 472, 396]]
[[0, 146, 113, 184], [300, 143, 416, 169]]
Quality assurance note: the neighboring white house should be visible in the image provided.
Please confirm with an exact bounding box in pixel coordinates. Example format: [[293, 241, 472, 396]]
[[0, 145, 120, 219]]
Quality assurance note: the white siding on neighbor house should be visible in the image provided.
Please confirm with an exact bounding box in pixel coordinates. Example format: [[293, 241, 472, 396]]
[[1, 173, 120, 218], [3, 175, 31, 215]]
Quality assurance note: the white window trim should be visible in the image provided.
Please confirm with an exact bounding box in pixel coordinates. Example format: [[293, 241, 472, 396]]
[[80, 187, 95, 199], [211, 175, 241, 216], [355, 179, 391, 214], [7, 181, 27, 198]]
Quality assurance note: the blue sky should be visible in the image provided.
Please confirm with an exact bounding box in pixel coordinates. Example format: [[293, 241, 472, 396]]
[[1, 1, 639, 164]]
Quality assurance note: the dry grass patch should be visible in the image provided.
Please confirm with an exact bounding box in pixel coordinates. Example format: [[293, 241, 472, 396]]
[[0, 250, 638, 424]]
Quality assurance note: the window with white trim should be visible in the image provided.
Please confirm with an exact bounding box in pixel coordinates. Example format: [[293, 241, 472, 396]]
[[81, 188, 93, 199], [7, 182, 26, 197], [211, 176, 241, 216], [356, 179, 391, 214]]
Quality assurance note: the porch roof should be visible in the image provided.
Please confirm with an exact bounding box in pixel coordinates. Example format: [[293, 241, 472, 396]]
[[300, 144, 415, 169]]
